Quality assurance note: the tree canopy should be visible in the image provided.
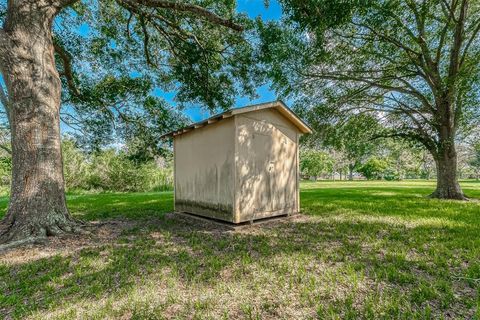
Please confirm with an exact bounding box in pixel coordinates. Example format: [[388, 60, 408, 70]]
[[258, 0, 480, 198], [0, 0, 260, 152]]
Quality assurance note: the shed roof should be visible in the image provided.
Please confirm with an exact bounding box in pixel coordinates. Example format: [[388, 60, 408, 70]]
[[161, 100, 312, 138]]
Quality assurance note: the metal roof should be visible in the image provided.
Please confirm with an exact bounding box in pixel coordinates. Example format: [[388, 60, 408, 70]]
[[161, 100, 313, 138]]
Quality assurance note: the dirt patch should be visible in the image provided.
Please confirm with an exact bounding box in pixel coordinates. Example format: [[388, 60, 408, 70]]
[[0, 213, 314, 266], [0, 219, 136, 265]]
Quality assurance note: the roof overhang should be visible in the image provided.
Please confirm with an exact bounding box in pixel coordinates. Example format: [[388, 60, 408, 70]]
[[161, 100, 313, 138]]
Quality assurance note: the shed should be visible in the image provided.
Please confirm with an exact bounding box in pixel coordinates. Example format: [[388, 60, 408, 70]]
[[163, 101, 312, 223]]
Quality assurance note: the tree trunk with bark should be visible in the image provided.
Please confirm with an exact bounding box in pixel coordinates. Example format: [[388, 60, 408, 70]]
[[0, 1, 78, 244], [430, 145, 466, 200]]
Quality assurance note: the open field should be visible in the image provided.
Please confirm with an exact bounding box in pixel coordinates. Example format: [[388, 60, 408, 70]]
[[0, 180, 479, 319]]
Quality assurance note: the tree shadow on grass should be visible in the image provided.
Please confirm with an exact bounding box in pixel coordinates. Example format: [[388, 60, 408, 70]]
[[301, 186, 480, 226], [1, 210, 479, 319]]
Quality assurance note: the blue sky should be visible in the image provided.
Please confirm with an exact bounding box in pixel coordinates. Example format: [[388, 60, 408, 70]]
[[161, 0, 283, 122]]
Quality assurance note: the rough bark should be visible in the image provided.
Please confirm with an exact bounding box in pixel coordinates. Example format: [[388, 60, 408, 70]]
[[430, 147, 466, 200], [0, 1, 79, 243]]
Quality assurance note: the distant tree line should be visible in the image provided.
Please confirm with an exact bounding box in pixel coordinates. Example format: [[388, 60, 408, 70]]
[[300, 138, 480, 181]]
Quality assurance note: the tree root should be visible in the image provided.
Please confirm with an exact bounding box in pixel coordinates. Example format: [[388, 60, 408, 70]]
[[0, 236, 47, 252], [0, 216, 85, 249]]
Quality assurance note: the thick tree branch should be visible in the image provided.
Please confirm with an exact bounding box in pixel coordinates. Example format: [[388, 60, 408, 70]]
[[406, 0, 439, 81], [126, 10, 134, 37], [447, 0, 467, 95], [372, 130, 438, 157], [0, 81, 8, 109], [121, 0, 243, 31], [0, 28, 9, 65], [460, 16, 480, 67], [139, 16, 154, 66], [53, 42, 80, 97], [0, 144, 11, 155], [0, 81, 11, 124], [436, 0, 459, 65], [302, 71, 434, 112]]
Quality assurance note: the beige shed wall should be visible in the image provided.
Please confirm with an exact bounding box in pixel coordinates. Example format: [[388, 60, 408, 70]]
[[234, 109, 299, 223], [174, 118, 235, 222]]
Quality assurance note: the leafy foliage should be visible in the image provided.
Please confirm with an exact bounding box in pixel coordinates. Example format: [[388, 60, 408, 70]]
[[259, 0, 480, 193], [1, 0, 261, 151], [62, 138, 173, 192], [299, 148, 333, 178], [469, 142, 480, 178], [358, 157, 388, 180]]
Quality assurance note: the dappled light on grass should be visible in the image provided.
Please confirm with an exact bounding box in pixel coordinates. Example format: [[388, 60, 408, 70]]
[[0, 180, 479, 318]]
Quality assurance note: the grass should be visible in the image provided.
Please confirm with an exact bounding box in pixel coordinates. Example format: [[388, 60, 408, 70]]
[[0, 180, 479, 319]]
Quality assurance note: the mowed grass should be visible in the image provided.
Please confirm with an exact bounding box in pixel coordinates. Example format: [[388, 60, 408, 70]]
[[0, 180, 479, 319]]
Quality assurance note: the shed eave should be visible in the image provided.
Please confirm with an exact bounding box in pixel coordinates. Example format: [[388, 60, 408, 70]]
[[160, 100, 312, 138]]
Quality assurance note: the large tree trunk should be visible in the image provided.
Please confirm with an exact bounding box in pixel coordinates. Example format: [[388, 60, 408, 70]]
[[0, 1, 78, 243], [430, 144, 466, 200]]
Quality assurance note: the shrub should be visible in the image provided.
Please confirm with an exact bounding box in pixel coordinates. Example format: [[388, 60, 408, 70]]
[[62, 140, 90, 190], [63, 141, 174, 192], [300, 149, 334, 179], [358, 157, 389, 180]]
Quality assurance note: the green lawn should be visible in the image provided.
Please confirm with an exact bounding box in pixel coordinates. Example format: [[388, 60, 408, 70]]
[[1, 180, 479, 319]]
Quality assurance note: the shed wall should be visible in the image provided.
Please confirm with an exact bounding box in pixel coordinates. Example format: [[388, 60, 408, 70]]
[[234, 109, 299, 222], [174, 118, 235, 222]]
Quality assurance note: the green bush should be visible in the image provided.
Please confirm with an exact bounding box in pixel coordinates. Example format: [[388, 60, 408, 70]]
[[86, 149, 173, 192], [62, 140, 90, 190], [383, 169, 400, 181], [358, 157, 389, 180], [62, 140, 174, 192], [300, 148, 334, 179]]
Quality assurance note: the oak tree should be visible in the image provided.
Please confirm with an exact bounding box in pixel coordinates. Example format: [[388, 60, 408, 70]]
[[0, 0, 256, 244], [260, 0, 480, 199]]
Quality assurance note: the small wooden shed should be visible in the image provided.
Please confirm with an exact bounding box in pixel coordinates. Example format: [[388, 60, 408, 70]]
[[163, 101, 312, 223]]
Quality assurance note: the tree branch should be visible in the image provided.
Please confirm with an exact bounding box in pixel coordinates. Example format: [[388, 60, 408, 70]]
[[0, 81, 11, 124], [0, 144, 11, 155], [126, 10, 134, 38], [436, 0, 458, 65], [53, 42, 80, 97], [0, 28, 9, 65], [447, 0, 467, 95], [0, 81, 8, 109], [302, 71, 434, 112], [372, 131, 438, 157], [121, 0, 243, 31], [139, 15, 154, 66], [460, 16, 480, 67]]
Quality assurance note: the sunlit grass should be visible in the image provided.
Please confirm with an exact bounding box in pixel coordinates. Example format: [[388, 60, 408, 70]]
[[0, 180, 479, 319]]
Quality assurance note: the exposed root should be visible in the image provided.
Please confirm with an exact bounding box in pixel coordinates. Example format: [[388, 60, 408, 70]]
[[0, 236, 47, 252], [0, 215, 84, 249]]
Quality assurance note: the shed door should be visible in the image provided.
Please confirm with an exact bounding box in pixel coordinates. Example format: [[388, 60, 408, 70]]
[[237, 122, 296, 219], [250, 132, 274, 213], [266, 134, 296, 213]]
